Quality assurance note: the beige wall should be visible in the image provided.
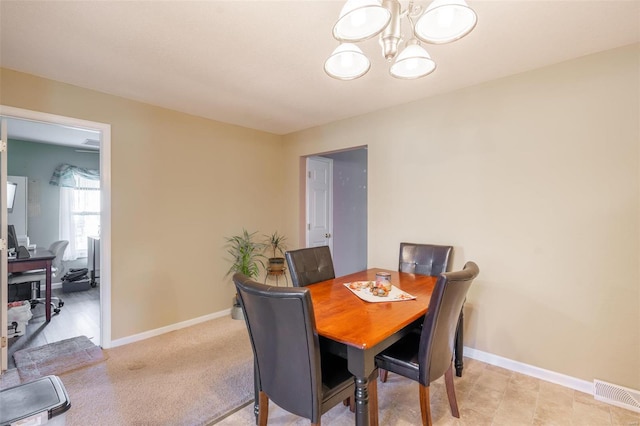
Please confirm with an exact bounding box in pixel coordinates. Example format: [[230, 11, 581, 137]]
[[0, 68, 284, 339], [2, 43, 638, 389], [282, 44, 640, 389]]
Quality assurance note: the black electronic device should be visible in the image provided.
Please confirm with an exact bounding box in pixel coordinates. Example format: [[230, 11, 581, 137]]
[[8, 224, 30, 259], [16, 246, 30, 259], [7, 224, 18, 252]]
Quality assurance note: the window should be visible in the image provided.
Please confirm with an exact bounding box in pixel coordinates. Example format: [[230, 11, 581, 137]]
[[52, 164, 100, 260]]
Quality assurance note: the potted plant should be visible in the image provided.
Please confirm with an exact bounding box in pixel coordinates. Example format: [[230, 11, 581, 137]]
[[225, 229, 265, 319], [263, 231, 287, 273]]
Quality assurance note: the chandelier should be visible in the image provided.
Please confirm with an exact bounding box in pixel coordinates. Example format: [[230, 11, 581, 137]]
[[324, 0, 477, 80]]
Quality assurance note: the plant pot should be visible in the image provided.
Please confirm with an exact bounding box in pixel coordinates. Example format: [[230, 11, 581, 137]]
[[231, 294, 243, 320], [268, 257, 285, 272], [231, 304, 244, 320]]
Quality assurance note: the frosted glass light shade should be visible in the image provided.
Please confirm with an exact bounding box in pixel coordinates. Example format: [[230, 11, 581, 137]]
[[390, 41, 436, 79], [414, 0, 477, 44], [324, 43, 371, 80], [333, 0, 391, 42]]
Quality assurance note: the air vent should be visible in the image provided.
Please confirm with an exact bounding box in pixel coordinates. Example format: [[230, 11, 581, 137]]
[[594, 379, 640, 413], [83, 138, 100, 147]]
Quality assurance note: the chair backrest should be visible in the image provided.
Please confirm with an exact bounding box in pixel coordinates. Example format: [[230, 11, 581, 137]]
[[49, 240, 69, 277], [233, 273, 323, 422], [418, 261, 479, 386], [399, 242, 453, 276], [285, 246, 335, 287]]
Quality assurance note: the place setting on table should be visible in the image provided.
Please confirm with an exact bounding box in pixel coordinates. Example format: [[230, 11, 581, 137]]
[[344, 271, 417, 302]]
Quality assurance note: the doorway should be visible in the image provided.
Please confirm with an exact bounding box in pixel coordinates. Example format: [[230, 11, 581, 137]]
[[305, 147, 367, 277], [0, 106, 112, 372]]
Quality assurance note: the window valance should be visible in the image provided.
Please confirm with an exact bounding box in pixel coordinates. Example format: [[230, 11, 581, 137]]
[[50, 164, 100, 189]]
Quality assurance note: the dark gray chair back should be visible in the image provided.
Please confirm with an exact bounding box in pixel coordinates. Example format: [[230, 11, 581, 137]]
[[419, 261, 479, 386], [285, 246, 335, 287], [233, 273, 324, 422], [399, 242, 453, 276]]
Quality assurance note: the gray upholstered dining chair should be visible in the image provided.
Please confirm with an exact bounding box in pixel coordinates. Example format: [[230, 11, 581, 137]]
[[233, 273, 355, 426], [285, 246, 335, 288], [398, 242, 453, 276], [285, 246, 355, 411], [8, 240, 69, 314], [380, 242, 454, 382], [372, 261, 479, 426]]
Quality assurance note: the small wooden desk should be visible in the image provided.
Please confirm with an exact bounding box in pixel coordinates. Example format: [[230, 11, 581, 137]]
[[308, 268, 436, 426], [8, 249, 55, 322]]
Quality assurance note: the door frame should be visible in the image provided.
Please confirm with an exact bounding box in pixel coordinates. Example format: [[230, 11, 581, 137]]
[[1, 118, 8, 371], [302, 147, 368, 276], [0, 105, 112, 372]]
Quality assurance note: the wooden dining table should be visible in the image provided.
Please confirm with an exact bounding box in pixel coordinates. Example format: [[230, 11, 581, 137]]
[[308, 268, 437, 426]]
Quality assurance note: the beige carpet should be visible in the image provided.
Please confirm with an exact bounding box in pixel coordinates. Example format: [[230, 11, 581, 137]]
[[13, 335, 105, 382], [3, 315, 253, 425], [62, 315, 253, 425]]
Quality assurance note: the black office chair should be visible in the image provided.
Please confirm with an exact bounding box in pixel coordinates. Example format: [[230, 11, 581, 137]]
[[285, 246, 335, 288], [373, 261, 479, 426], [233, 273, 355, 426], [8, 240, 69, 314], [380, 242, 454, 382]]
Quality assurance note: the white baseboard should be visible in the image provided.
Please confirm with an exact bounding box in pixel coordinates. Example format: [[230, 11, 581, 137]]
[[464, 346, 593, 394], [110, 309, 232, 348], [109, 322, 594, 396]]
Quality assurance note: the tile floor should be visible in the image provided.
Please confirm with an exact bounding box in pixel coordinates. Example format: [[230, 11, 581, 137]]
[[215, 358, 640, 425]]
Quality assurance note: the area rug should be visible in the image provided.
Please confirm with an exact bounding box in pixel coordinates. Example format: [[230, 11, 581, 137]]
[[13, 335, 105, 382]]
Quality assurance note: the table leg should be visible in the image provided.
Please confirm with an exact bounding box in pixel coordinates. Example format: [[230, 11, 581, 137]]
[[45, 260, 52, 322], [354, 376, 370, 426], [347, 346, 377, 426]]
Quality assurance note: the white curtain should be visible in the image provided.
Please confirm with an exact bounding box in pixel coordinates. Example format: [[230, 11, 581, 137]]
[[59, 187, 78, 260]]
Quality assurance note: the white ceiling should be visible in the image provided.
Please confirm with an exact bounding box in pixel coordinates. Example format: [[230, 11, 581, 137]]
[[1, 1, 639, 137], [3, 118, 100, 149]]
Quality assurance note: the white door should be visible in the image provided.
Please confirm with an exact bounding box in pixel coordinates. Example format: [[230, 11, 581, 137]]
[[1, 118, 8, 371], [306, 156, 333, 252]]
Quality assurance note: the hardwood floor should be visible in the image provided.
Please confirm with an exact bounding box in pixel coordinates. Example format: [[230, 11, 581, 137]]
[[7, 285, 100, 370]]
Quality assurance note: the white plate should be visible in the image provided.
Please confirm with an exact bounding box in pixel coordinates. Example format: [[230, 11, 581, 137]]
[[343, 281, 416, 303]]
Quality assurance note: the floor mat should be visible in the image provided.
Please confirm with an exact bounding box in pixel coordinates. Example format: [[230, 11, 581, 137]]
[[13, 335, 104, 382]]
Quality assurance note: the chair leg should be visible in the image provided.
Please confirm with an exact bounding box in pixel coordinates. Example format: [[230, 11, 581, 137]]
[[258, 390, 269, 426], [419, 384, 432, 426], [369, 371, 379, 426], [455, 309, 464, 377], [379, 369, 388, 382], [343, 397, 355, 413], [444, 364, 460, 418]]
